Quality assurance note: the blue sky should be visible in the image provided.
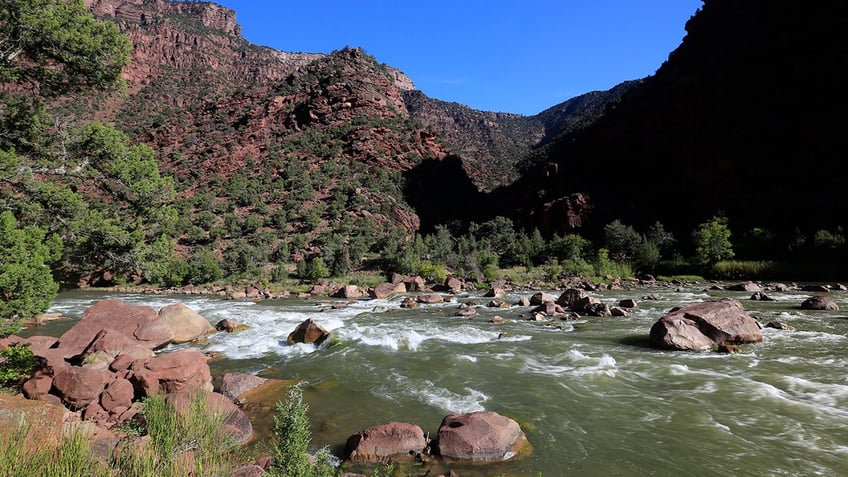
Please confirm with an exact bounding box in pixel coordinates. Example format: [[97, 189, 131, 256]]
[[213, 1, 702, 115]]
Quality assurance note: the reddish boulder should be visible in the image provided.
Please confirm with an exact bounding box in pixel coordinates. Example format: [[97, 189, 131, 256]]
[[169, 391, 253, 445], [22, 373, 53, 400], [434, 411, 528, 463], [649, 298, 763, 351], [370, 282, 406, 299], [100, 377, 135, 413], [52, 366, 107, 410], [345, 422, 428, 463], [443, 277, 463, 293], [215, 318, 248, 333], [129, 348, 212, 397], [801, 295, 839, 311], [55, 300, 173, 359], [416, 293, 444, 304]]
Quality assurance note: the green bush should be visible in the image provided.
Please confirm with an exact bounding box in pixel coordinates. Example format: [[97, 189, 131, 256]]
[[0, 345, 37, 387], [269, 385, 336, 477]]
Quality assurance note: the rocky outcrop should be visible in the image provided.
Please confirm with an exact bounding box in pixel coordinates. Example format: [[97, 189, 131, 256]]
[[649, 298, 763, 351], [4, 300, 250, 456]]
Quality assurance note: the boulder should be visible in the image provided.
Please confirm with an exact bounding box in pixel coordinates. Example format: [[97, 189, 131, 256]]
[[726, 281, 762, 292], [649, 298, 763, 351], [215, 318, 249, 333], [220, 372, 267, 401], [444, 277, 463, 293], [434, 411, 527, 463], [158, 303, 215, 344], [52, 365, 107, 410], [531, 302, 566, 317], [801, 295, 838, 310], [334, 285, 364, 299], [168, 391, 253, 445], [55, 300, 173, 359], [100, 378, 135, 413], [345, 422, 427, 463], [129, 348, 213, 397], [556, 288, 587, 308], [584, 302, 612, 317], [416, 293, 444, 304], [370, 282, 406, 299], [0, 393, 67, 448], [529, 292, 556, 306], [286, 318, 330, 346], [484, 288, 506, 298], [571, 296, 602, 314]]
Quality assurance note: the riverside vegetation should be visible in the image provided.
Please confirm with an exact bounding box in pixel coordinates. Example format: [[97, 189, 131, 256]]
[[0, 383, 381, 476], [3, 1, 848, 337], [3, 2, 848, 475]]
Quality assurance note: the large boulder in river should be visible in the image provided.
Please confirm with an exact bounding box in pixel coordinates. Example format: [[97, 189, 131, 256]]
[[286, 318, 330, 346], [433, 411, 528, 463], [370, 282, 406, 299], [649, 298, 763, 351], [55, 299, 173, 359], [345, 422, 428, 463], [800, 295, 839, 310], [157, 303, 215, 344]]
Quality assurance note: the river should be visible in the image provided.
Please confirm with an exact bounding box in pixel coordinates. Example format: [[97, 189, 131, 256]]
[[23, 282, 848, 476]]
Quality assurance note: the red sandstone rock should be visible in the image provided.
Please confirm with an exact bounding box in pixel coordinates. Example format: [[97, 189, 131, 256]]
[[345, 422, 428, 463], [434, 411, 527, 463]]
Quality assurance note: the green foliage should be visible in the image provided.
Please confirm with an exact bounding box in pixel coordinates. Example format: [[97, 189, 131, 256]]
[[185, 247, 223, 285], [813, 227, 845, 250], [603, 220, 642, 262], [0, 0, 131, 96], [0, 211, 60, 333], [269, 385, 337, 477], [0, 344, 37, 386], [646, 221, 677, 257], [692, 216, 735, 268], [115, 391, 240, 476], [711, 260, 776, 280], [297, 257, 330, 281], [546, 233, 592, 263], [0, 413, 113, 477], [418, 261, 447, 283]]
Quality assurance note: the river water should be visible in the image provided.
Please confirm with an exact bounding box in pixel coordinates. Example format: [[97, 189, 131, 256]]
[[25, 283, 848, 476]]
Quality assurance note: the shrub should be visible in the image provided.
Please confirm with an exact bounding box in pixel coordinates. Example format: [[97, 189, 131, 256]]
[[0, 345, 37, 388], [268, 385, 336, 477]]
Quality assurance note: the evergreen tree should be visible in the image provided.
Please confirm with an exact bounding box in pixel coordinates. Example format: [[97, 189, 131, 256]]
[[0, 211, 61, 335]]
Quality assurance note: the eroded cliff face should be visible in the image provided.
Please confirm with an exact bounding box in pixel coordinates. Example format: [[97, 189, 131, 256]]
[[85, 0, 322, 88]]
